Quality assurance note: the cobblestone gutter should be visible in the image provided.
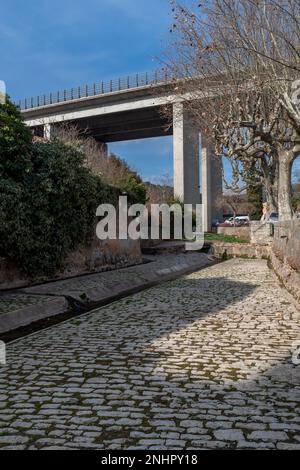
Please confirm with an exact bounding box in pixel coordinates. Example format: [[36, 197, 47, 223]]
[[0, 253, 212, 336], [0, 259, 299, 450]]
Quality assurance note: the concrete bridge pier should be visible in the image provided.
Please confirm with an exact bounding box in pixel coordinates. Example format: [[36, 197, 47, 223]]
[[173, 104, 223, 231], [173, 103, 200, 206], [201, 137, 223, 232], [43, 123, 52, 140], [40, 104, 222, 232]]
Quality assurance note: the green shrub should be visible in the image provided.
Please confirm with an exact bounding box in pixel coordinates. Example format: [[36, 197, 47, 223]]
[[104, 154, 147, 205], [52, 126, 147, 205], [0, 100, 145, 278], [0, 140, 119, 277], [0, 104, 119, 277], [117, 174, 147, 205], [0, 99, 32, 181], [292, 192, 300, 213]]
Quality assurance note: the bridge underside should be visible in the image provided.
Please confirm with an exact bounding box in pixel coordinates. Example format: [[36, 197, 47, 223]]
[[27, 99, 222, 230], [74, 107, 172, 142]]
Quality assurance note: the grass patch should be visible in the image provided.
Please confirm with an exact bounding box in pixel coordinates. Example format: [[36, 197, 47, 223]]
[[205, 233, 249, 244]]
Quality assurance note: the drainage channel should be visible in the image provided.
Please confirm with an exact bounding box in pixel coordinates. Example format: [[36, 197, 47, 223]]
[[0, 260, 215, 344]]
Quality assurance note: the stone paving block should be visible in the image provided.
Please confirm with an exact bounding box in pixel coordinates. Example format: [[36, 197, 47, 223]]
[[0, 259, 299, 450]]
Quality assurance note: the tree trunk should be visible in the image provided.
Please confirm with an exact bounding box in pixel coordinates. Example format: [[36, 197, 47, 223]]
[[265, 177, 278, 214], [278, 150, 294, 221], [261, 155, 279, 216]]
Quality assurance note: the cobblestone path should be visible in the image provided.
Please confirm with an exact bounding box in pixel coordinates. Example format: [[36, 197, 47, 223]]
[[0, 259, 300, 450]]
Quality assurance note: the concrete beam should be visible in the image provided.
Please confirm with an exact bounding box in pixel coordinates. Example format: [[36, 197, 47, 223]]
[[173, 103, 200, 205], [23, 94, 177, 128], [76, 108, 172, 142]]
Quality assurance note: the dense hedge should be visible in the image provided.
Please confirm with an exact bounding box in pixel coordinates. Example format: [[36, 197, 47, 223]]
[[0, 99, 32, 180], [0, 100, 119, 278]]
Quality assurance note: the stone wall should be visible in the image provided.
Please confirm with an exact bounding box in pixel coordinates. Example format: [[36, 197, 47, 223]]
[[272, 220, 300, 271], [0, 258, 25, 290], [250, 221, 274, 245], [208, 241, 269, 260], [217, 226, 250, 241], [63, 237, 142, 277], [209, 220, 300, 303], [270, 220, 300, 303], [0, 237, 142, 290]]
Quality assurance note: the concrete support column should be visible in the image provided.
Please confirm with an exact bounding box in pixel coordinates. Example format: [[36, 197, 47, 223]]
[[43, 123, 52, 140], [201, 138, 223, 232], [173, 103, 200, 205]]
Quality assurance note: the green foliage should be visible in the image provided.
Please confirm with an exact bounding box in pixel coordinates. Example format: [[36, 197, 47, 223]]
[[0, 139, 119, 277], [52, 128, 147, 206], [0, 98, 32, 181], [166, 196, 198, 228], [0, 100, 120, 278], [118, 173, 147, 205], [167, 195, 183, 207], [291, 192, 300, 212], [205, 233, 248, 244], [247, 183, 263, 220], [221, 250, 228, 261], [107, 154, 147, 205]]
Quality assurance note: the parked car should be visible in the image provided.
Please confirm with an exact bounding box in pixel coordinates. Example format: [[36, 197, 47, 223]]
[[224, 216, 249, 226], [224, 217, 235, 225], [235, 216, 250, 225]]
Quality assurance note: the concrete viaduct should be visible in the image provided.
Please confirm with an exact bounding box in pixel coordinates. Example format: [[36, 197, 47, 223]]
[[19, 71, 222, 231]]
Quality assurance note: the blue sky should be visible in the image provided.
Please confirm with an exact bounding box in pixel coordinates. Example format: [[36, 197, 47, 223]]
[[0, 0, 175, 183], [1, 0, 299, 185]]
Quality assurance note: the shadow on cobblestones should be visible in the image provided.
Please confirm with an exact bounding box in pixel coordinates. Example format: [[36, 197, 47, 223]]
[[0, 260, 300, 450]]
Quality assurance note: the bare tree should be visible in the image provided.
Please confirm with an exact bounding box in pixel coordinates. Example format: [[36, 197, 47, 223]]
[[206, 1, 300, 120], [145, 174, 174, 205], [53, 124, 144, 191], [213, 90, 281, 214], [52, 123, 107, 174], [164, 0, 300, 219]]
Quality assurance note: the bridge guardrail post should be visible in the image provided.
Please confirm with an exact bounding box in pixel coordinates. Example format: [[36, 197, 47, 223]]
[[17, 70, 168, 109]]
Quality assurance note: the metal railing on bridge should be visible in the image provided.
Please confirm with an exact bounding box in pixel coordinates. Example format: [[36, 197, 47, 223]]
[[17, 70, 170, 111]]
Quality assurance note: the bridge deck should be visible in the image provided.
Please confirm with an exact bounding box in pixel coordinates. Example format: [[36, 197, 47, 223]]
[[17, 71, 170, 111]]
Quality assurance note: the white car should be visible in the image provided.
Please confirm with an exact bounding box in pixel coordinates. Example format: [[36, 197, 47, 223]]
[[224, 216, 249, 226], [235, 216, 250, 224], [224, 217, 235, 225]]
